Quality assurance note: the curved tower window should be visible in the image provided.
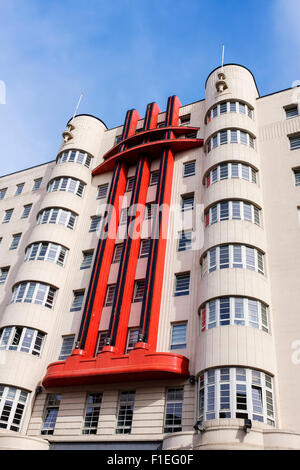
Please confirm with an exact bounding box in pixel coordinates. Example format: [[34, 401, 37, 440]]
[[198, 368, 275, 426], [0, 385, 29, 432], [24, 242, 68, 267], [205, 200, 261, 226], [205, 162, 257, 187], [11, 282, 57, 309], [206, 130, 255, 153], [201, 245, 264, 276], [57, 149, 92, 168], [0, 326, 45, 356], [205, 100, 254, 123], [48, 177, 85, 197], [200, 297, 269, 332], [37, 208, 77, 229]]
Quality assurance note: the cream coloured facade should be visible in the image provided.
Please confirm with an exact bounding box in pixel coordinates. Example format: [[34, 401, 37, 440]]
[[0, 64, 300, 450]]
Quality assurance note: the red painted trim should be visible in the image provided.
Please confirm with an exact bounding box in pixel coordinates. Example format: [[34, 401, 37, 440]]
[[206, 175, 210, 188], [108, 157, 151, 354], [42, 345, 189, 388], [101, 126, 200, 162], [93, 138, 203, 176], [201, 308, 206, 332], [146, 148, 175, 351], [83, 163, 128, 357]]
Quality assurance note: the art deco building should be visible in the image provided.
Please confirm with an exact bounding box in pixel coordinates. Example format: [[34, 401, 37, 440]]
[[1, 64, 300, 450]]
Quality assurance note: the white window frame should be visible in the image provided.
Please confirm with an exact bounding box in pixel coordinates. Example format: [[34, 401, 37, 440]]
[[116, 391, 136, 434], [82, 393, 103, 435], [97, 183, 109, 199], [57, 149, 92, 168], [11, 282, 57, 309], [24, 242, 68, 267], [48, 177, 85, 197], [170, 323, 187, 350], [0, 385, 29, 432], [206, 130, 256, 153], [37, 207, 77, 230], [201, 245, 265, 276], [206, 201, 261, 226], [21, 204, 32, 219], [80, 250, 94, 270], [197, 368, 275, 426], [0, 266, 9, 285], [200, 297, 269, 332], [164, 387, 184, 433], [0, 326, 45, 356], [58, 335, 75, 360]]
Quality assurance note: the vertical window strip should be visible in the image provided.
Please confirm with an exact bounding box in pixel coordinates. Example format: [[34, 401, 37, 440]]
[[170, 323, 187, 350], [116, 391, 135, 434], [82, 393, 102, 434], [41, 394, 62, 435], [125, 328, 139, 353], [164, 387, 184, 433], [58, 336, 75, 360], [0, 266, 9, 285], [21, 204, 32, 219]]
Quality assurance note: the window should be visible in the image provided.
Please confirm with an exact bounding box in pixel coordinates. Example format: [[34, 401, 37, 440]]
[[11, 282, 57, 309], [96, 331, 108, 354], [57, 150, 92, 168], [133, 280, 145, 302], [0, 188, 7, 200], [112, 244, 123, 263], [200, 297, 269, 332], [294, 169, 300, 186], [116, 391, 135, 434], [119, 208, 128, 226], [183, 161, 195, 177], [126, 177, 135, 192], [0, 326, 45, 356], [37, 207, 77, 229], [285, 105, 298, 119], [149, 170, 160, 186], [206, 201, 261, 226], [15, 183, 24, 196], [179, 114, 191, 126], [201, 245, 264, 276], [3, 209, 13, 224], [48, 177, 85, 197], [58, 335, 75, 360], [0, 267, 9, 285], [32, 178, 42, 191], [170, 323, 187, 350], [174, 273, 190, 296], [0, 385, 28, 432], [89, 216, 101, 232], [105, 285, 116, 307], [290, 135, 300, 150], [198, 368, 274, 425], [80, 250, 94, 270], [206, 101, 254, 123], [139, 239, 151, 258], [181, 194, 194, 212], [24, 242, 67, 267], [206, 130, 255, 153], [97, 183, 109, 199], [21, 204, 32, 219], [178, 231, 192, 252], [205, 163, 257, 187], [41, 394, 61, 435], [10, 233, 21, 250], [125, 328, 139, 353], [144, 203, 153, 220], [115, 135, 122, 145], [82, 393, 102, 435], [164, 388, 184, 433], [70, 291, 85, 311]]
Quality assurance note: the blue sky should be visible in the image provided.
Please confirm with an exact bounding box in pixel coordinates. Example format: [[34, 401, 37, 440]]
[[0, 0, 299, 176]]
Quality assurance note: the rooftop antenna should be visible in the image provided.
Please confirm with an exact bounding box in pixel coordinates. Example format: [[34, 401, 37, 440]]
[[70, 93, 83, 126], [221, 44, 225, 73]]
